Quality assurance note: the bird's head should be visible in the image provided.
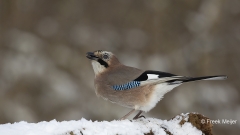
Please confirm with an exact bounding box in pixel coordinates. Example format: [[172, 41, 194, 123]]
[[86, 50, 120, 75]]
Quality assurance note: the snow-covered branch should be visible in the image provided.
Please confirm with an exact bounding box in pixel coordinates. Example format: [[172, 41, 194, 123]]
[[0, 113, 213, 135]]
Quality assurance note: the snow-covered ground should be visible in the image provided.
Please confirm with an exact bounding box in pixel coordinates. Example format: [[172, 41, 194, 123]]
[[0, 113, 204, 135]]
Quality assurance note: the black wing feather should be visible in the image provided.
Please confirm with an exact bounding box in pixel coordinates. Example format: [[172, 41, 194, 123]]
[[134, 70, 176, 81]]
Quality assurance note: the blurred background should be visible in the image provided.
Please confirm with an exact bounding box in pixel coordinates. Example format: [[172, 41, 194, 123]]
[[0, 0, 239, 134]]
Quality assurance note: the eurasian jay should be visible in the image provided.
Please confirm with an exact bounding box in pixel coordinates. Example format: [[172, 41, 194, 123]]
[[86, 50, 227, 120]]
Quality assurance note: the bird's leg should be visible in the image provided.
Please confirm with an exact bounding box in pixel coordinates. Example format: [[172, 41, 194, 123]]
[[133, 110, 144, 120], [119, 109, 135, 120]]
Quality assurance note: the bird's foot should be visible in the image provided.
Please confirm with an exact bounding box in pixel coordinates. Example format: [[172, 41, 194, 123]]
[[133, 115, 145, 120]]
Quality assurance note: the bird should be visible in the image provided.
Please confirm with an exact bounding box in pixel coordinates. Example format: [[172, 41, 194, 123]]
[[86, 50, 227, 120]]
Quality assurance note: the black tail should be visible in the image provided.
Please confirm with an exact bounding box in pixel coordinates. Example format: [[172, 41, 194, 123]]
[[167, 75, 227, 84]]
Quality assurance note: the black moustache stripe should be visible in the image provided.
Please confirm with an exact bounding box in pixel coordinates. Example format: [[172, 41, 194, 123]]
[[97, 59, 109, 68]]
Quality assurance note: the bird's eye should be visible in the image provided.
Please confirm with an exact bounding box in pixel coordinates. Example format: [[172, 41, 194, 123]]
[[103, 54, 109, 59]]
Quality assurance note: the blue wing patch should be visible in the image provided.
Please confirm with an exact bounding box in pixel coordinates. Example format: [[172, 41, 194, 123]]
[[112, 81, 140, 91]]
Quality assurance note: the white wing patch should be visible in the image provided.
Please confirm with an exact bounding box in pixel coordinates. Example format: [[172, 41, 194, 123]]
[[147, 74, 159, 80]]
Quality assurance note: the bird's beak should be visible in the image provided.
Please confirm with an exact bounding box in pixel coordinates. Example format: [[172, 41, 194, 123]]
[[86, 52, 99, 60]]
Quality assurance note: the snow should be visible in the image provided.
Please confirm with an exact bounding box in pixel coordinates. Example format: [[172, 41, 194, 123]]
[[0, 113, 202, 135]]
